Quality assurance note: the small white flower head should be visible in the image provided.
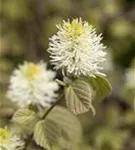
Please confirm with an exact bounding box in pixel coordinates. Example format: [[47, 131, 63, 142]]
[[0, 128, 24, 150], [126, 63, 135, 90], [48, 18, 107, 77], [7, 61, 59, 107]]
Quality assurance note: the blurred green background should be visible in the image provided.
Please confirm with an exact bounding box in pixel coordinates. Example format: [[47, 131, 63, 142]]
[[0, 0, 135, 150]]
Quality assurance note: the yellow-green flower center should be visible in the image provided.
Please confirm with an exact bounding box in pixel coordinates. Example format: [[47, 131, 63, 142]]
[[24, 63, 42, 80], [0, 128, 10, 144], [63, 19, 85, 43]]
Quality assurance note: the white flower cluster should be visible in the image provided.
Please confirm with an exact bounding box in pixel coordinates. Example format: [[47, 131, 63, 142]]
[[0, 128, 24, 150], [48, 18, 107, 77], [7, 62, 59, 107]]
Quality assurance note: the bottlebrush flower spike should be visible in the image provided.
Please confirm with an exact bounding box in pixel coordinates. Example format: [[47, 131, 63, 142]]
[[7, 61, 59, 107], [0, 128, 24, 150], [48, 18, 107, 77]]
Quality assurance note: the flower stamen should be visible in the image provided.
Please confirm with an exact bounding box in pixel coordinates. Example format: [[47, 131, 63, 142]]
[[63, 19, 85, 44], [23, 63, 42, 80]]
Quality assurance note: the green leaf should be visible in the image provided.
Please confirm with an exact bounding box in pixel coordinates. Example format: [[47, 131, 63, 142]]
[[12, 108, 39, 130], [34, 119, 62, 150], [84, 75, 112, 102], [47, 106, 82, 142], [65, 79, 95, 115], [34, 106, 82, 149]]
